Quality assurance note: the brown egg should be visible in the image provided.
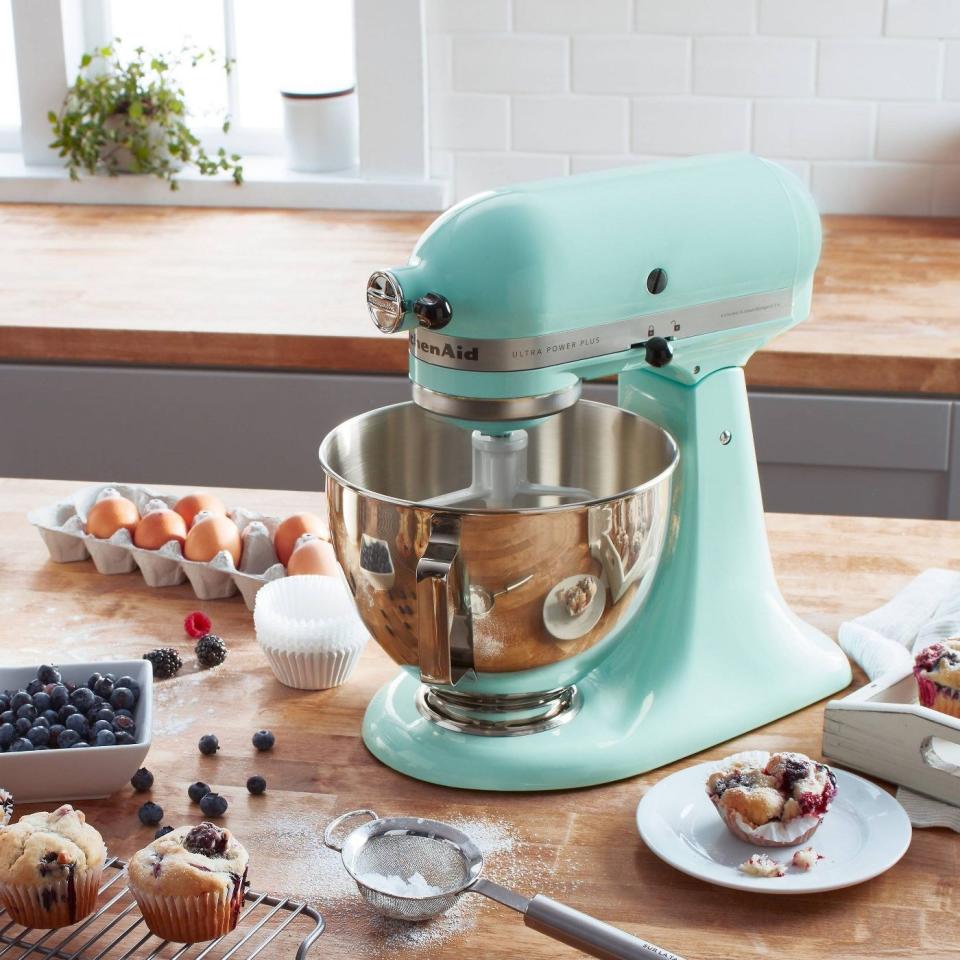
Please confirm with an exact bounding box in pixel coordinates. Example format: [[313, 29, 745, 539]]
[[184, 514, 242, 564], [174, 492, 227, 529], [287, 538, 341, 577], [134, 509, 187, 550], [86, 495, 140, 539], [275, 513, 329, 566]]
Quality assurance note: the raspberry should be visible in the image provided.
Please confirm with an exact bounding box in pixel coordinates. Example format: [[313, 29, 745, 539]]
[[184, 611, 213, 639]]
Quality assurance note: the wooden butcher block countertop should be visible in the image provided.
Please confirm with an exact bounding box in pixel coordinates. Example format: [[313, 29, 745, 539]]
[[2, 477, 959, 959], [1, 207, 959, 396]]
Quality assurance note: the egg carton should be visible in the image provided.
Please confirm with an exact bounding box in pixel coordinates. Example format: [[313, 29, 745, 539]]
[[28, 483, 287, 610]]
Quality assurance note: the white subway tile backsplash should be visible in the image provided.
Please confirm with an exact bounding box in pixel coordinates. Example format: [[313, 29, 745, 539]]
[[513, 96, 629, 154], [942, 41, 960, 98], [693, 38, 816, 97], [514, 0, 631, 34], [453, 152, 569, 201], [426, 36, 453, 92], [812, 162, 933, 214], [767, 158, 812, 185], [634, 0, 755, 35], [424, 0, 510, 34], [430, 149, 454, 179], [885, 0, 960, 38], [753, 100, 874, 159], [818, 40, 941, 99], [758, 0, 883, 38], [631, 97, 750, 154], [569, 155, 658, 174], [430, 94, 510, 151], [573, 36, 690, 94], [931, 164, 960, 213], [876, 103, 960, 162], [453, 36, 569, 94]]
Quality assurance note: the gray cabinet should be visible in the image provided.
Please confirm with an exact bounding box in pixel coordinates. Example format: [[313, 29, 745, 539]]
[[1, 363, 957, 519]]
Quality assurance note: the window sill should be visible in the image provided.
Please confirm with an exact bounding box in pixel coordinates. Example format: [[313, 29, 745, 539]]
[[0, 153, 449, 211]]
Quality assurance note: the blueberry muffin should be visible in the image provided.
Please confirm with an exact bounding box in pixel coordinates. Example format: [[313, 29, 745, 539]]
[[0, 803, 106, 928], [127, 823, 249, 943], [914, 639, 960, 718], [706, 751, 837, 847]]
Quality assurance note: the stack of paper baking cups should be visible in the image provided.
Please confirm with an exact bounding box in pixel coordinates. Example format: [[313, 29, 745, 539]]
[[253, 575, 369, 689]]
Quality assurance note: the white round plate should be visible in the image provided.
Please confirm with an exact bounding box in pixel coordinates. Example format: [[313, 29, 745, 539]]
[[636, 761, 912, 893], [542, 574, 605, 640]]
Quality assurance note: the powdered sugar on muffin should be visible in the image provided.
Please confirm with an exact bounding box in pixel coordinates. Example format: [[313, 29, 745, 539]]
[[914, 639, 960, 718], [706, 750, 837, 847]]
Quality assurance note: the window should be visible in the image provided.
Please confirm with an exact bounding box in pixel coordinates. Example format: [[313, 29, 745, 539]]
[[0, 0, 20, 148]]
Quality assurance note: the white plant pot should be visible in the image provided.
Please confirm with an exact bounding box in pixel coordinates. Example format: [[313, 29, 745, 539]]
[[281, 87, 358, 173]]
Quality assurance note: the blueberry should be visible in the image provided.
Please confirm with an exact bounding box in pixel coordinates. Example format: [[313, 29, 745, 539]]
[[95, 729, 116, 747], [198, 734, 219, 756], [0, 711, 12, 725], [48, 685, 69, 709], [10, 738, 33, 752], [199, 792, 228, 818], [58, 704, 77, 722], [56, 728, 81, 749], [15, 718, 31, 735], [87, 673, 103, 690], [137, 802, 164, 826], [48, 724, 64, 746], [70, 687, 96, 713], [130, 767, 154, 792], [31, 717, 49, 728], [115, 709, 135, 720], [32, 692, 51, 712], [26, 726, 49, 747], [42, 710, 58, 725], [0, 695, 8, 712], [93, 677, 114, 699], [113, 715, 136, 734], [116, 677, 140, 701], [110, 687, 135, 712], [71, 741, 90, 748], [154, 825, 174, 840], [118, 732, 137, 745], [26, 680, 43, 696], [0, 724, 14, 749], [95, 708, 115, 723], [65, 714, 89, 737], [252, 730, 275, 752], [188, 781, 211, 803], [246, 775, 266, 795], [15, 704, 36, 722], [37, 665, 61, 685], [91, 720, 113, 735], [10, 691, 32, 711]]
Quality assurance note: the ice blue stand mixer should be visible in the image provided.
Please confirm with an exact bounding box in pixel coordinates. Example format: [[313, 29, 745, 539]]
[[320, 154, 852, 791]]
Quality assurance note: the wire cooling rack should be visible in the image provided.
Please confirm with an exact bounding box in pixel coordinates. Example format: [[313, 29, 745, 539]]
[[0, 858, 324, 960]]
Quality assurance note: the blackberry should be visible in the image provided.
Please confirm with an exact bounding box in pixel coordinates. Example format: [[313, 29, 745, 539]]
[[195, 635, 228, 668], [154, 825, 174, 840], [143, 648, 183, 680], [131, 768, 154, 792], [37, 665, 61, 685], [138, 802, 164, 826], [246, 775, 266, 795], [199, 792, 228, 818], [252, 730, 275, 752], [188, 781, 211, 803], [198, 734, 219, 755]]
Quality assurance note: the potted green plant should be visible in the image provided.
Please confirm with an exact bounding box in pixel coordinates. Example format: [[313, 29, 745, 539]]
[[49, 43, 243, 189]]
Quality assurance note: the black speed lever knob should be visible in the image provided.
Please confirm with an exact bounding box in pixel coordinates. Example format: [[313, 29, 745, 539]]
[[414, 292, 453, 330], [645, 336, 673, 368]]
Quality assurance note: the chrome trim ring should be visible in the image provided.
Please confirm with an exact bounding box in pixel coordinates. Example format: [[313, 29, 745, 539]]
[[411, 382, 582, 421], [415, 684, 581, 737], [367, 270, 406, 333]]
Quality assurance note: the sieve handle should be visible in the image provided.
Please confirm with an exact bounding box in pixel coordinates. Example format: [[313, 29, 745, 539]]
[[524, 895, 685, 960], [322, 809, 379, 852]]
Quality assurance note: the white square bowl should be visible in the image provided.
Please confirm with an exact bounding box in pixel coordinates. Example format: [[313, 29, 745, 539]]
[[0, 660, 152, 803]]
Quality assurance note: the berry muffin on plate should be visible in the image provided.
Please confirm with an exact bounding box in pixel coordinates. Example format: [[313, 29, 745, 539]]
[[706, 751, 837, 847], [914, 639, 960, 719], [0, 800, 106, 928], [127, 822, 248, 943]]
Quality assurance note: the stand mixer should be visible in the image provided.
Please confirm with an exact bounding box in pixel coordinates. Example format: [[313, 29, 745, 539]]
[[320, 153, 852, 791]]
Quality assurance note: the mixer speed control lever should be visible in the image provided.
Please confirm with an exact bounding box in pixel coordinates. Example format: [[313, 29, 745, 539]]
[[644, 336, 674, 368], [414, 292, 453, 330]]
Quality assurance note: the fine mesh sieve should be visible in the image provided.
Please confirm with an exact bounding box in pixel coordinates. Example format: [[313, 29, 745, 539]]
[[324, 810, 685, 960]]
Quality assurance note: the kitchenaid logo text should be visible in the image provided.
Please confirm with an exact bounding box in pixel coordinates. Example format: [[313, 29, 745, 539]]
[[415, 337, 479, 362], [512, 335, 600, 360]]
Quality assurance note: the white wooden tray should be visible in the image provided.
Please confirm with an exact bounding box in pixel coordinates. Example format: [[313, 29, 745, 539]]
[[823, 670, 960, 806]]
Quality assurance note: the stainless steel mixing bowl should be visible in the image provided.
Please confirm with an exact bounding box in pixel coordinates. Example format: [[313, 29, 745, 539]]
[[320, 400, 678, 733]]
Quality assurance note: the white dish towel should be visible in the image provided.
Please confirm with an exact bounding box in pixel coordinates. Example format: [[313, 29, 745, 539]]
[[838, 568, 960, 831]]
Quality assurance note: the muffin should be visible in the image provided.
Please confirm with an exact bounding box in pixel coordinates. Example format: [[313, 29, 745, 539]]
[[0, 803, 105, 928], [914, 639, 960, 718], [127, 823, 248, 943], [706, 750, 837, 847]]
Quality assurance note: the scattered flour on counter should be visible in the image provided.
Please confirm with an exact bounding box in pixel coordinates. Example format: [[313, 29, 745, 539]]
[[151, 671, 209, 736]]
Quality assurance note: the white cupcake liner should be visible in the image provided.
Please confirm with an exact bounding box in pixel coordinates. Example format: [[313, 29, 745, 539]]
[[131, 885, 236, 943], [0, 868, 101, 928], [254, 576, 369, 690]]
